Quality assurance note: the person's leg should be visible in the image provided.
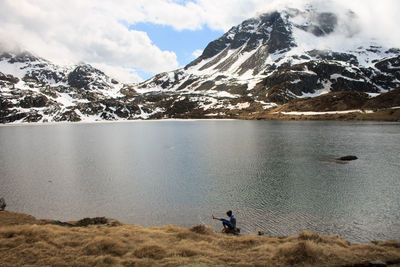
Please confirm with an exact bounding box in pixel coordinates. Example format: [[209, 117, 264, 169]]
[[221, 219, 233, 229]]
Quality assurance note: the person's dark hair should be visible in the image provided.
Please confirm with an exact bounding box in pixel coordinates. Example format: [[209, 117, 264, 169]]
[[226, 210, 232, 217]]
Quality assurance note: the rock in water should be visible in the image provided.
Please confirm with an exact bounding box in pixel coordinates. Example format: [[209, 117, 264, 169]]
[[337, 155, 358, 161], [0, 197, 6, 211]]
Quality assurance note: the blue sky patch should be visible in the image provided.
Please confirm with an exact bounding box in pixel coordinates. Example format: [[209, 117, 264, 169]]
[[135, 68, 157, 82], [130, 22, 224, 68]]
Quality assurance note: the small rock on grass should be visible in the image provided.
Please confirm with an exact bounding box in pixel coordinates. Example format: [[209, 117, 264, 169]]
[[0, 198, 6, 211]]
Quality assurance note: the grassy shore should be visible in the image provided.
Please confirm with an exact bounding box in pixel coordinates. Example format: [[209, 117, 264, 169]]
[[1, 211, 399, 267], [238, 107, 400, 121]]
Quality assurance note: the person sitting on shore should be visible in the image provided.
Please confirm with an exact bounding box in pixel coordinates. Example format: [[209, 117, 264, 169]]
[[212, 210, 239, 234]]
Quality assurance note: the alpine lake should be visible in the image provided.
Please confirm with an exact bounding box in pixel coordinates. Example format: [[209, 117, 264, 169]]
[[1, 120, 399, 243]]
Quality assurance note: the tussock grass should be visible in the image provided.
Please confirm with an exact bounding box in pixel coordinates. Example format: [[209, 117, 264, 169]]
[[1, 211, 400, 266], [84, 236, 128, 256]]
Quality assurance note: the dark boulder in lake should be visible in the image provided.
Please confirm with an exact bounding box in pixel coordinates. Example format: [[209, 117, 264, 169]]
[[337, 155, 358, 161]]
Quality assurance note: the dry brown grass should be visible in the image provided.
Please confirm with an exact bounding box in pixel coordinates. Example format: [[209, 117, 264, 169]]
[[243, 108, 400, 122], [0, 210, 44, 226], [1, 211, 399, 266]]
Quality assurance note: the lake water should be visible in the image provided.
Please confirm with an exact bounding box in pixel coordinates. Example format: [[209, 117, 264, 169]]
[[0, 120, 399, 243]]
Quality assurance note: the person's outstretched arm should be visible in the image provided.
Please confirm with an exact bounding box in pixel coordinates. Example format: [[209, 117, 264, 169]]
[[212, 215, 222, 221]]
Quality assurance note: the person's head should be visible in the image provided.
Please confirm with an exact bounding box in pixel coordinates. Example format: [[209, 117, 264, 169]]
[[226, 210, 232, 217]]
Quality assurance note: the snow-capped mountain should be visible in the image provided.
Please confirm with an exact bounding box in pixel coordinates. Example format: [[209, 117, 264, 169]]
[[136, 7, 400, 106], [1, 6, 400, 123], [0, 52, 149, 123]]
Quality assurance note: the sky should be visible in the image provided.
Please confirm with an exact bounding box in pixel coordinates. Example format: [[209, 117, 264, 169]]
[[0, 0, 399, 83]]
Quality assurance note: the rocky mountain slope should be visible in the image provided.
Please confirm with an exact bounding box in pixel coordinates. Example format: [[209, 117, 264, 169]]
[[0, 52, 148, 123], [1, 6, 400, 123]]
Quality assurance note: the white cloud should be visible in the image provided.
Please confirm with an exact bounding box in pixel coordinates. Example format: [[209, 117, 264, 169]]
[[0, 0, 399, 82], [0, 0, 180, 83], [192, 49, 203, 59], [91, 63, 143, 83], [192, 0, 400, 48]]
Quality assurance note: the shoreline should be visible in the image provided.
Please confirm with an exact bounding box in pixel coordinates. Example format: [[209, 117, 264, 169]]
[[0, 118, 238, 127], [1, 112, 400, 127], [1, 210, 400, 266]]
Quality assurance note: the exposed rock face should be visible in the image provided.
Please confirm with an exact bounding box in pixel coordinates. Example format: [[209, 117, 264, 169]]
[[1, 6, 400, 123], [195, 11, 295, 64], [0, 72, 19, 84], [67, 65, 107, 90], [20, 95, 48, 108]]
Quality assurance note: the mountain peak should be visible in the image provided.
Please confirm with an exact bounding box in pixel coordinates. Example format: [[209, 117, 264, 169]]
[[0, 51, 46, 65], [191, 10, 295, 65]]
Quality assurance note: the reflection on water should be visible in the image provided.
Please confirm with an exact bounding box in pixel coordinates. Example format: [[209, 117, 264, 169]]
[[1, 120, 400, 243]]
